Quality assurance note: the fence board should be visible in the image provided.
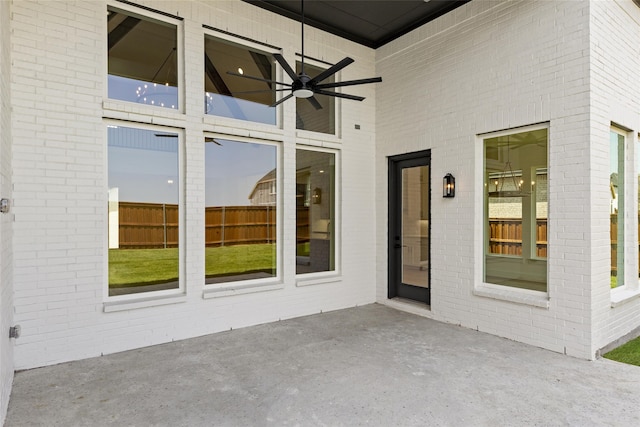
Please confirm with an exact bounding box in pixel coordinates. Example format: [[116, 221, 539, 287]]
[[117, 202, 298, 248]]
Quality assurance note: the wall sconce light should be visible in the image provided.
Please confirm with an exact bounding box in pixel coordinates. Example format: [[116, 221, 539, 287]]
[[312, 188, 322, 204], [443, 173, 455, 198]]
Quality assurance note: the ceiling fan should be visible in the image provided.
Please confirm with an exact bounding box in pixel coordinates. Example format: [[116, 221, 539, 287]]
[[228, 0, 382, 109]]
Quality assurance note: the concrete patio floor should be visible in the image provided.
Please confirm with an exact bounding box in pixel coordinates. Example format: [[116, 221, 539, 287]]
[[5, 304, 640, 426]]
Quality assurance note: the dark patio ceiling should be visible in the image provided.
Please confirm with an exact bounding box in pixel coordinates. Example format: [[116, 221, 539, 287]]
[[243, 0, 471, 49]]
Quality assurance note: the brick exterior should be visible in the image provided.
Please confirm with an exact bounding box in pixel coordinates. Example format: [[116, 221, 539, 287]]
[[9, 0, 376, 370], [375, 0, 640, 359], [1, 1, 640, 420], [0, 0, 14, 422]]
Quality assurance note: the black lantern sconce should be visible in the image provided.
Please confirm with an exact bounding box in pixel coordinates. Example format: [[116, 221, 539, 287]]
[[443, 173, 455, 198]]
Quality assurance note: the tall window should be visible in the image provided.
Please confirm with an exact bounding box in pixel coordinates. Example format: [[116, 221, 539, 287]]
[[107, 8, 178, 109], [296, 149, 336, 274], [484, 127, 548, 292], [204, 138, 277, 284], [296, 62, 335, 134], [611, 128, 625, 288], [638, 133, 640, 281], [108, 126, 180, 296], [204, 36, 276, 125]]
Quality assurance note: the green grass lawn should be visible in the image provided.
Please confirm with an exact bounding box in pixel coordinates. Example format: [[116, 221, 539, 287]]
[[109, 244, 276, 288], [603, 336, 640, 367]]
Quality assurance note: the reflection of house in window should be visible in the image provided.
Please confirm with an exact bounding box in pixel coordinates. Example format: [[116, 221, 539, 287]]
[[248, 169, 276, 206]]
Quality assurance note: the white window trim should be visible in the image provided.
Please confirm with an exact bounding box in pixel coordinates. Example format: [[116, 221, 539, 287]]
[[475, 123, 550, 300], [294, 56, 342, 139], [202, 28, 282, 129], [202, 133, 284, 292], [106, 1, 185, 113], [294, 145, 341, 281], [103, 120, 186, 305]]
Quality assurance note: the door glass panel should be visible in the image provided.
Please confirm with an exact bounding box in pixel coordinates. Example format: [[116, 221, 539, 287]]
[[401, 165, 429, 288]]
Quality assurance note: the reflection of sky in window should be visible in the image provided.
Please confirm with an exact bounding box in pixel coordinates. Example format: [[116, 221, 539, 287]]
[[108, 127, 178, 204], [205, 93, 275, 125], [205, 139, 276, 206]]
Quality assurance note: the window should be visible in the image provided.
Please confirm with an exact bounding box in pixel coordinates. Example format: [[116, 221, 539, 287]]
[[204, 138, 277, 284], [484, 127, 548, 292], [296, 62, 335, 134], [107, 8, 178, 109], [107, 126, 180, 296], [611, 128, 625, 288], [296, 149, 336, 274], [204, 36, 276, 125]]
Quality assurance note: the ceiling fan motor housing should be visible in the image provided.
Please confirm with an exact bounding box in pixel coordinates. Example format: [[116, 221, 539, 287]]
[[292, 73, 313, 98]]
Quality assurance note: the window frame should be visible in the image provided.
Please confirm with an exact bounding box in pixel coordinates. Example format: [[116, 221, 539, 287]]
[[202, 28, 281, 128], [295, 144, 341, 285], [104, 120, 185, 302], [106, 2, 184, 112], [610, 126, 627, 289], [477, 123, 550, 295], [202, 133, 283, 291], [295, 57, 339, 137]]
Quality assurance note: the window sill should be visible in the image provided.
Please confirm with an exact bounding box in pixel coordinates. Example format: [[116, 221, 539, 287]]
[[202, 115, 283, 141], [104, 293, 187, 312], [296, 274, 341, 287], [610, 287, 640, 308], [473, 283, 550, 308], [103, 100, 185, 124], [203, 281, 284, 299], [296, 130, 341, 147]]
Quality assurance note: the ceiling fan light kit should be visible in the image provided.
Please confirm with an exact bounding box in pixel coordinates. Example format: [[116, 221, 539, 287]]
[[228, 0, 381, 110]]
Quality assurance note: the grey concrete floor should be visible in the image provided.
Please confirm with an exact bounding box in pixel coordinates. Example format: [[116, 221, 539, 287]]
[[5, 304, 640, 426]]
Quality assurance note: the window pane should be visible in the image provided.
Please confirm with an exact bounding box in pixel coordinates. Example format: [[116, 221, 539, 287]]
[[205, 139, 277, 283], [296, 149, 335, 274], [484, 128, 548, 291], [296, 62, 335, 134], [108, 126, 179, 296], [611, 130, 625, 288], [204, 37, 276, 125], [107, 9, 178, 109]]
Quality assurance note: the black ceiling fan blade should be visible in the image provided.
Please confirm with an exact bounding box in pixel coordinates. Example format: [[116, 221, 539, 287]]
[[226, 71, 292, 86], [306, 96, 323, 110], [270, 93, 294, 107], [273, 54, 297, 81], [230, 88, 291, 95], [309, 57, 354, 85], [315, 77, 382, 89], [314, 89, 365, 101]]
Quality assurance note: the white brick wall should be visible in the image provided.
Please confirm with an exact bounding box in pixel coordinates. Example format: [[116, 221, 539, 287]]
[[0, 0, 14, 422], [6, 0, 640, 388], [10, 0, 377, 370], [376, 0, 603, 358], [590, 0, 640, 354]]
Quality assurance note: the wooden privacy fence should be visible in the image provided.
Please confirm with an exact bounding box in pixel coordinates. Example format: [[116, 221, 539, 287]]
[[116, 202, 309, 248], [118, 202, 179, 249], [205, 206, 276, 247], [488, 218, 548, 257]]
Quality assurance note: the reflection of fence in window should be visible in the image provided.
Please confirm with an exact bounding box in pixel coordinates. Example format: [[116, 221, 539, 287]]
[[117, 202, 178, 248], [115, 202, 284, 248], [205, 206, 276, 246], [488, 218, 547, 257]]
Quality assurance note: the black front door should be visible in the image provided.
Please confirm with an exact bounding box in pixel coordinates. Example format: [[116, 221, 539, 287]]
[[388, 151, 431, 304]]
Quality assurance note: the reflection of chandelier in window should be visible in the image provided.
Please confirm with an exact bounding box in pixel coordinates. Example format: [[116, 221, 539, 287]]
[[488, 136, 530, 198], [136, 47, 177, 109]]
